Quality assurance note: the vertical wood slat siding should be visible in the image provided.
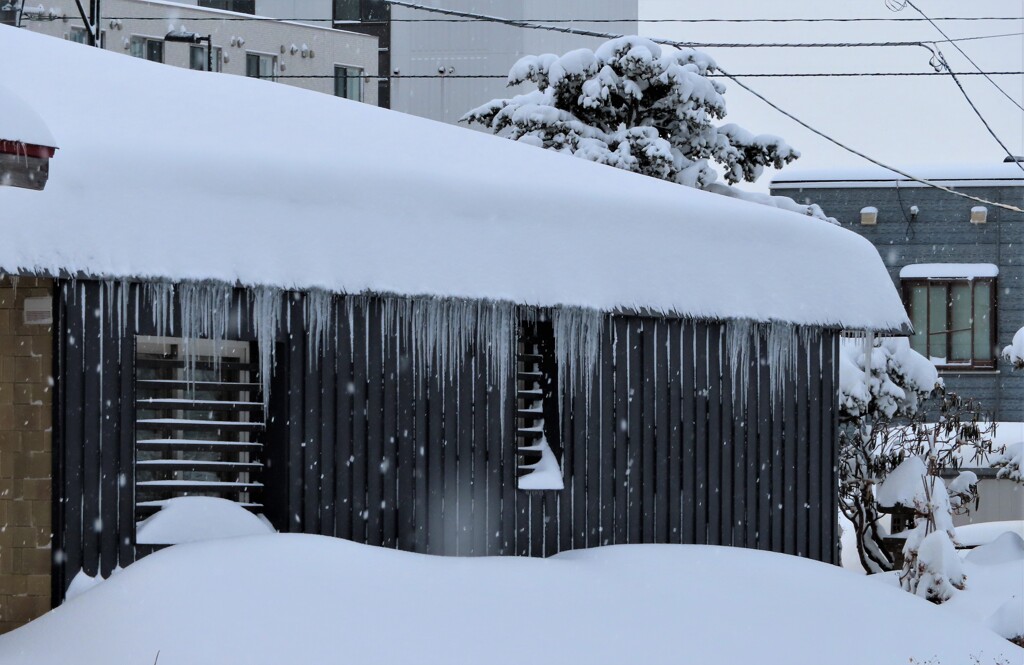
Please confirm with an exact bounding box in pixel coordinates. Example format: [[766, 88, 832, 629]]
[[55, 283, 842, 604], [54, 281, 135, 595]]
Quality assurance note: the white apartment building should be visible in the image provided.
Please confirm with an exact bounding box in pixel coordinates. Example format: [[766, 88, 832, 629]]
[[15, 0, 378, 103]]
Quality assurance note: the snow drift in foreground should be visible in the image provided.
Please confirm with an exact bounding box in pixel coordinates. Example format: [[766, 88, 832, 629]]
[[0, 537, 1018, 665]]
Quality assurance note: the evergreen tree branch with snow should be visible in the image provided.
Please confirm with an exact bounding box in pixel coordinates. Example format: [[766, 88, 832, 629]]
[[462, 37, 833, 221]]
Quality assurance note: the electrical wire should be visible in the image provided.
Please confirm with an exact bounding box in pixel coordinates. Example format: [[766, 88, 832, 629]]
[[17, 14, 1024, 23], [379, 0, 1024, 213], [271, 71, 1024, 80], [903, 1, 1023, 112]]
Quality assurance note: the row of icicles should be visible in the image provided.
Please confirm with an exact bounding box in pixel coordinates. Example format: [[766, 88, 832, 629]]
[[70, 280, 821, 416]]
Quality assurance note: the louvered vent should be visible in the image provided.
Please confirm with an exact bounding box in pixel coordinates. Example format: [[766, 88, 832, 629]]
[[516, 318, 562, 489], [134, 336, 264, 520]]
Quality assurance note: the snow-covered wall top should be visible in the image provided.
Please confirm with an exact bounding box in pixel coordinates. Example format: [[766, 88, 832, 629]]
[[0, 27, 910, 331], [771, 162, 1024, 189], [0, 81, 56, 148], [899, 264, 999, 279]]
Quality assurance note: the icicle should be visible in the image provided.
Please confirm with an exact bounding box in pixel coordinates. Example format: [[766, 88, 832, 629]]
[[551, 307, 604, 418], [303, 289, 334, 369], [177, 281, 233, 392], [725, 319, 754, 407], [250, 286, 282, 408], [144, 281, 176, 338]]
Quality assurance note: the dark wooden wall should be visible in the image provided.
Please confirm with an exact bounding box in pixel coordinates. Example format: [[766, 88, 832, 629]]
[[53, 281, 840, 603], [264, 298, 840, 563]]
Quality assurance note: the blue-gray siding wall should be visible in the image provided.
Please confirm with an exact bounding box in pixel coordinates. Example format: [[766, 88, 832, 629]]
[[770, 182, 1024, 422]]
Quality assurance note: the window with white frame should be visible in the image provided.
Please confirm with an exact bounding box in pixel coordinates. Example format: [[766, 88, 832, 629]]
[[334, 66, 363, 101]]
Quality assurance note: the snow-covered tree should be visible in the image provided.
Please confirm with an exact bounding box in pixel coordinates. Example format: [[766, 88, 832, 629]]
[[837, 337, 996, 574], [462, 37, 800, 192], [1002, 326, 1024, 370]]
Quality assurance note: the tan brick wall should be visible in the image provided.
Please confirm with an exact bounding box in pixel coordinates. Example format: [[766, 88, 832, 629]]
[[0, 276, 54, 634]]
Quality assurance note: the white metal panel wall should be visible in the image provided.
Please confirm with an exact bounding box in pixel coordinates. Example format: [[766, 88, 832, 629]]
[[22, 0, 377, 102], [255, 0, 333, 25], [390, 0, 637, 125]]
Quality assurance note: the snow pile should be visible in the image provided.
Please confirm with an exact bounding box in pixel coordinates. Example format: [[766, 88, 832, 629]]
[[0, 536, 1018, 665], [0, 80, 56, 147], [1003, 327, 1024, 369], [135, 496, 276, 545], [956, 521, 1024, 549], [910, 528, 965, 603], [704, 182, 838, 224], [960, 534, 1024, 641], [517, 436, 564, 490], [872, 531, 1024, 642], [838, 337, 940, 419]]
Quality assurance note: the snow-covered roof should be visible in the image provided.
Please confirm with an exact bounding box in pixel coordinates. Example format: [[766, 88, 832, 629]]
[[771, 162, 1024, 189], [0, 80, 56, 148], [899, 264, 999, 280], [0, 26, 910, 331]]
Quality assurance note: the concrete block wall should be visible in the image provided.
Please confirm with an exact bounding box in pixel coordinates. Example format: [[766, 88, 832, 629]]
[[0, 277, 54, 634]]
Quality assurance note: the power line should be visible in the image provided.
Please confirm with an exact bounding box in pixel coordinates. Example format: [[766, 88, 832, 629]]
[[380, 0, 1024, 213], [22, 14, 1024, 23], [21, 14, 1023, 49], [273, 71, 1024, 80], [903, 0, 1024, 112]]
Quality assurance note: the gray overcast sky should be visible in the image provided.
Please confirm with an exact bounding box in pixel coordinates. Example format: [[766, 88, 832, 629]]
[[638, 0, 1023, 191]]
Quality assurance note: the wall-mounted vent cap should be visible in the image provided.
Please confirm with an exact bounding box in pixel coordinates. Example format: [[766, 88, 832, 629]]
[[23, 297, 52, 325], [970, 206, 987, 224], [860, 206, 878, 225]]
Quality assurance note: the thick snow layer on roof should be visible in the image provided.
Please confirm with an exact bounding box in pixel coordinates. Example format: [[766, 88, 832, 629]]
[[900, 263, 999, 279], [772, 162, 1024, 189], [0, 80, 55, 147], [0, 27, 908, 330], [0, 536, 1018, 664]]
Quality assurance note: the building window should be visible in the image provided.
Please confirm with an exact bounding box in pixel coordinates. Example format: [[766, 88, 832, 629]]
[[70, 26, 105, 47], [334, 66, 363, 101], [198, 0, 255, 13], [130, 36, 164, 63], [190, 44, 223, 72], [516, 315, 563, 490], [903, 278, 996, 368], [134, 337, 265, 532], [334, 0, 387, 22], [246, 53, 277, 80]]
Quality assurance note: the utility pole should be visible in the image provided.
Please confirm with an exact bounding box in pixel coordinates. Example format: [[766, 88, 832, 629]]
[[72, 0, 101, 46]]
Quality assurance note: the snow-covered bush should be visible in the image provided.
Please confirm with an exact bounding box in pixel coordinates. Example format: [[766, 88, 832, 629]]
[[837, 337, 996, 574], [878, 457, 965, 603], [992, 442, 1023, 483], [463, 37, 836, 222], [1002, 326, 1024, 370]]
